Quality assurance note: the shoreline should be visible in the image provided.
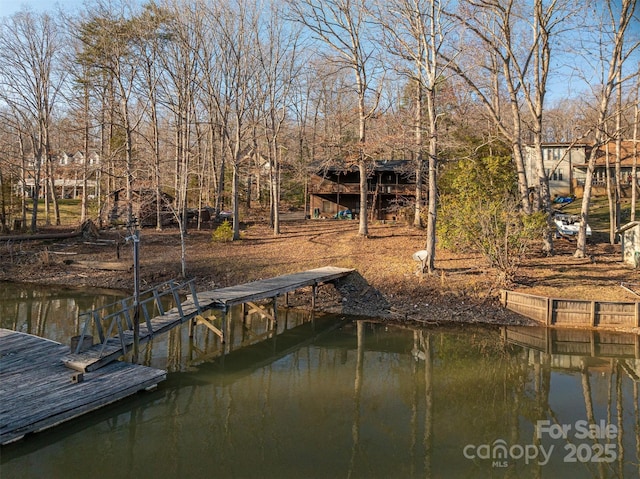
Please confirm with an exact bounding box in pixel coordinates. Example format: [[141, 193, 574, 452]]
[[1, 221, 639, 335], [4, 274, 638, 335]]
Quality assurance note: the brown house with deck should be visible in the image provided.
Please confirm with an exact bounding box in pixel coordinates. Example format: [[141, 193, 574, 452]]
[[309, 160, 418, 221]]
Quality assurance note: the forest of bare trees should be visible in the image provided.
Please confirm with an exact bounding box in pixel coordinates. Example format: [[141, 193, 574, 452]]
[[0, 0, 638, 270]]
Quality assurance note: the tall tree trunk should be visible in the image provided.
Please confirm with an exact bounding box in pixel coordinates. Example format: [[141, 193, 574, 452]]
[[214, 124, 226, 216], [120, 95, 134, 226], [413, 80, 423, 228], [271, 141, 281, 236], [81, 83, 89, 224], [358, 159, 368, 236], [423, 87, 437, 273], [232, 161, 240, 240], [358, 97, 369, 237], [575, 0, 635, 257], [150, 87, 162, 231], [614, 61, 623, 237], [0, 169, 5, 232], [30, 148, 41, 233], [19, 135, 27, 229], [632, 81, 639, 222], [605, 146, 615, 244]]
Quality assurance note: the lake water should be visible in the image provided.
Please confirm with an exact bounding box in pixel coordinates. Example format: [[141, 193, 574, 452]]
[[1, 283, 639, 478]]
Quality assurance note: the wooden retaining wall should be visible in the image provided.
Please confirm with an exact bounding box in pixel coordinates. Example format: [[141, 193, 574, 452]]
[[502, 290, 640, 329], [502, 326, 640, 359]]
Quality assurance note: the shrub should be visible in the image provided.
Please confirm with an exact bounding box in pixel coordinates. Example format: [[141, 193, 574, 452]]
[[435, 155, 545, 284], [211, 220, 233, 243]]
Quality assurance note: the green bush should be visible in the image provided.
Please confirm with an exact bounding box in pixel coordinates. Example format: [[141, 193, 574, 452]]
[[211, 220, 233, 243], [435, 155, 545, 284]]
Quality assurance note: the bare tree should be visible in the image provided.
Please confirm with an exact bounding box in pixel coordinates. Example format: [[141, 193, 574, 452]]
[[575, 0, 639, 257], [206, 0, 261, 241], [255, 1, 302, 236], [156, 0, 202, 245], [133, 3, 169, 231], [445, 1, 533, 217], [521, 0, 573, 254], [0, 10, 65, 232], [288, 0, 383, 236], [194, 2, 227, 219], [77, 1, 146, 226], [374, 0, 453, 273], [448, 0, 582, 255], [632, 73, 639, 221]]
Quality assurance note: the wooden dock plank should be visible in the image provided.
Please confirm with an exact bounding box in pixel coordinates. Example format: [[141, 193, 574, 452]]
[[197, 266, 354, 307], [61, 304, 203, 372], [1, 267, 353, 443], [0, 329, 166, 445], [61, 266, 353, 373]]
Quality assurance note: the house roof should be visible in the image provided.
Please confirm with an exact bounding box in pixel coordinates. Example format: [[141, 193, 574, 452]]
[[311, 159, 411, 174], [616, 221, 640, 234], [530, 142, 590, 148], [575, 140, 640, 167]]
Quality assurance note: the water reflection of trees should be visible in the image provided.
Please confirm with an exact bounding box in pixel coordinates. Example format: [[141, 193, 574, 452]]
[[503, 327, 640, 479], [3, 318, 638, 478], [1, 283, 126, 343]]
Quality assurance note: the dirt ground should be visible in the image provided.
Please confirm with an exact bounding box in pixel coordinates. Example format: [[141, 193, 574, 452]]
[[2, 216, 639, 333]]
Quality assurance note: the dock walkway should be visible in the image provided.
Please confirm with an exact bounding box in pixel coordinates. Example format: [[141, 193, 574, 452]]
[[197, 266, 353, 307], [1, 266, 353, 445], [62, 266, 353, 373], [0, 329, 165, 445]]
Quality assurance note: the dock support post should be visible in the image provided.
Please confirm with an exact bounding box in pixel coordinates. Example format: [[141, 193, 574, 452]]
[[221, 307, 227, 345], [272, 297, 278, 333], [311, 283, 317, 311]]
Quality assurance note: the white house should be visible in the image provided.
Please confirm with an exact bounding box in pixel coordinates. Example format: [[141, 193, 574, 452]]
[[524, 141, 640, 198], [14, 151, 101, 199], [523, 143, 587, 197]]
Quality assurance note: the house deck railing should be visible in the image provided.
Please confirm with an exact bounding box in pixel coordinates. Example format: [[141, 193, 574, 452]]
[[310, 182, 414, 195]]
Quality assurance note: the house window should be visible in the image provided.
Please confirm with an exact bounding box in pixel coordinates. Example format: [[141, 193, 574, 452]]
[[558, 170, 563, 181], [322, 200, 332, 213]]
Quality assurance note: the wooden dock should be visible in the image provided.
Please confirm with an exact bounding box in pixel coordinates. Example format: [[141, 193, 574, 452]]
[[197, 266, 354, 307], [61, 293, 204, 373], [62, 267, 353, 373], [0, 329, 165, 445], [1, 266, 353, 445]]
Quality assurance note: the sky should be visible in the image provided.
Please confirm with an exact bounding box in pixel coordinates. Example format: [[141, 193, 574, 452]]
[[0, 0, 88, 17], [1, 0, 638, 106]]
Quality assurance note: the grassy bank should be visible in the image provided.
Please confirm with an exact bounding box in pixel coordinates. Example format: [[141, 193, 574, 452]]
[[17, 198, 99, 228]]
